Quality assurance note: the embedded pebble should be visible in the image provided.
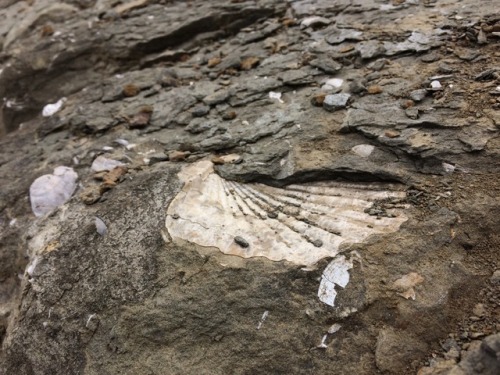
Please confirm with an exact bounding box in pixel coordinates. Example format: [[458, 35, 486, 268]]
[[405, 108, 419, 119], [168, 150, 190, 162], [323, 93, 351, 112], [312, 239, 323, 248], [410, 89, 427, 102], [490, 270, 500, 284], [234, 236, 249, 248]]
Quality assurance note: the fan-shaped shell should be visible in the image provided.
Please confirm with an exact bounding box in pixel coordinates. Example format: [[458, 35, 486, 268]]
[[166, 160, 408, 266]]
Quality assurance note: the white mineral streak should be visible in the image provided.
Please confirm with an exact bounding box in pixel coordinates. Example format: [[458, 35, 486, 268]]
[[29, 166, 78, 217], [42, 97, 66, 117], [26, 256, 40, 277], [166, 161, 408, 266], [257, 310, 269, 330]]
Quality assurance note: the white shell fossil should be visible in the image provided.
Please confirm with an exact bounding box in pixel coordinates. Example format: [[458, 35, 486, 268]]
[[42, 97, 66, 117], [318, 255, 353, 307], [91, 155, 126, 172], [95, 217, 107, 236], [165, 160, 408, 266], [269, 91, 284, 103], [351, 144, 375, 158], [29, 166, 78, 217]]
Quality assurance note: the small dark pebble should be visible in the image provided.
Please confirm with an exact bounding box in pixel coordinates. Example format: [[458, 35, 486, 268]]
[[349, 80, 367, 94], [234, 236, 249, 248], [475, 69, 498, 81], [172, 213, 180, 219], [421, 53, 440, 63], [267, 212, 278, 219], [191, 105, 210, 117], [222, 111, 237, 120], [438, 63, 455, 74], [312, 239, 323, 248]]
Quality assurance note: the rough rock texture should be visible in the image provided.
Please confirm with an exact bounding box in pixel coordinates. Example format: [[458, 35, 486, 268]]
[[0, 0, 499, 374]]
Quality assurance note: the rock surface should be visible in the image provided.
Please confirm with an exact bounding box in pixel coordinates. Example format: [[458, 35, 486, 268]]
[[0, 0, 499, 374]]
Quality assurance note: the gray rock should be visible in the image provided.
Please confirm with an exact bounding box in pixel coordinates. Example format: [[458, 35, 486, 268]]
[[356, 40, 386, 59], [455, 48, 480, 61], [309, 56, 342, 73], [191, 105, 210, 117], [410, 89, 428, 102], [405, 108, 419, 119], [278, 69, 314, 85], [491, 270, 500, 284], [325, 28, 363, 45], [203, 90, 231, 106], [349, 80, 367, 94], [368, 59, 387, 71], [438, 63, 456, 74], [421, 52, 441, 63], [375, 327, 428, 373], [185, 119, 218, 134], [323, 93, 351, 111], [419, 334, 500, 375]]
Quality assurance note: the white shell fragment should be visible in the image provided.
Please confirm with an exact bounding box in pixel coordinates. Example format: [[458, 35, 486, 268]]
[[318, 255, 353, 307], [165, 160, 408, 266], [86, 314, 97, 328], [257, 310, 269, 330], [95, 217, 107, 236], [325, 78, 344, 88], [318, 335, 329, 349], [328, 323, 342, 334], [91, 155, 126, 172], [442, 162, 455, 173], [301, 16, 331, 28], [29, 166, 78, 217], [351, 144, 375, 158], [26, 256, 40, 277], [42, 97, 66, 117], [269, 91, 284, 103], [430, 80, 442, 89]]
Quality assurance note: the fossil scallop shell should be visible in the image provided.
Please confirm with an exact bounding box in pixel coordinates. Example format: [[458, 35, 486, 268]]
[[165, 160, 408, 266]]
